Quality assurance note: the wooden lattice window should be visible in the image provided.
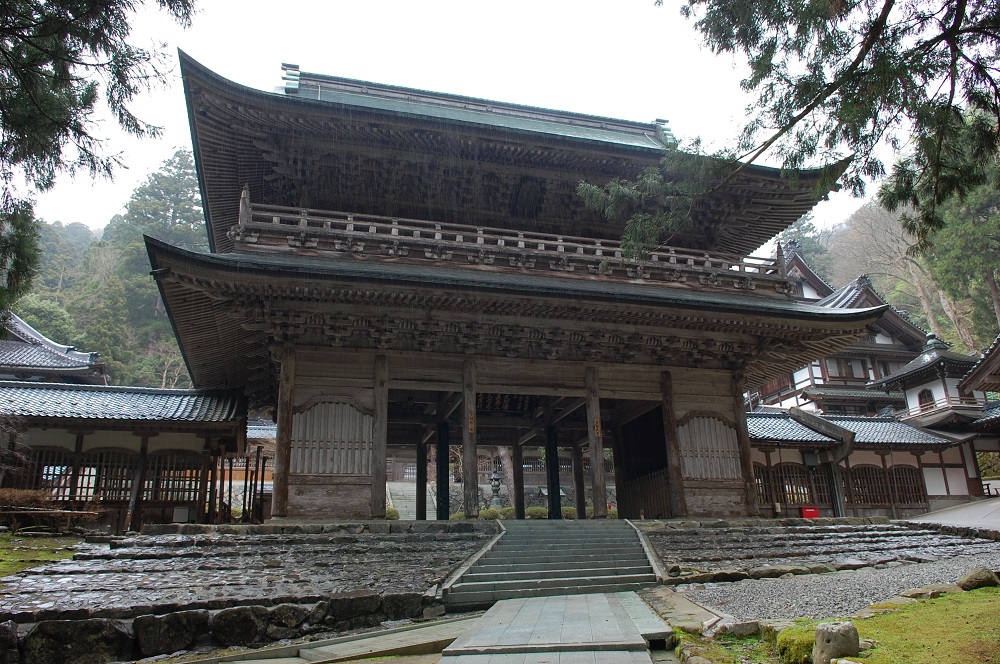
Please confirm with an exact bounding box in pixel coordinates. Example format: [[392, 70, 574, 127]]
[[811, 467, 832, 505], [774, 463, 813, 505], [15, 448, 74, 500], [890, 466, 926, 505], [918, 389, 935, 412], [78, 450, 136, 502], [849, 465, 888, 505], [522, 457, 544, 471], [753, 463, 773, 504], [144, 452, 204, 502]]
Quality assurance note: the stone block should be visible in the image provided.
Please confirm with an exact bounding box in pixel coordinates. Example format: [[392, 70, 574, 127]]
[[269, 603, 309, 629], [957, 568, 1000, 591], [716, 620, 759, 636], [134, 609, 210, 657], [369, 522, 391, 534], [382, 592, 424, 619], [708, 569, 749, 582], [900, 583, 963, 600], [21, 619, 134, 664], [325, 591, 381, 622], [209, 605, 269, 647], [812, 621, 859, 664]]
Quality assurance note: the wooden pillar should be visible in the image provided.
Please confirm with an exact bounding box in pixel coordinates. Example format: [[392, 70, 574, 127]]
[[585, 367, 608, 518], [512, 442, 525, 520], [416, 439, 427, 521], [124, 435, 149, 533], [68, 431, 85, 502], [372, 355, 388, 518], [272, 344, 296, 517], [731, 375, 759, 517], [436, 421, 450, 520], [462, 359, 479, 518], [661, 371, 687, 517], [881, 451, 898, 519], [572, 443, 586, 519], [207, 448, 218, 523], [216, 451, 226, 523], [545, 425, 561, 519]]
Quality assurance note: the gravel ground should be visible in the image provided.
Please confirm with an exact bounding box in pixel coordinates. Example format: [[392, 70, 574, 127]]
[[682, 551, 1000, 620]]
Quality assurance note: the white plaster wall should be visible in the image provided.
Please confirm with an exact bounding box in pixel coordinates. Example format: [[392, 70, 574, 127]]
[[81, 430, 143, 453], [148, 433, 205, 454], [941, 447, 963, 464], [21, 428, 76, 451], [945, 467, 970, 495], [923, 467, 947, 495], [875, 333, 893, 344], [886, 452, 919, 468], [848, 450, 884, 466]]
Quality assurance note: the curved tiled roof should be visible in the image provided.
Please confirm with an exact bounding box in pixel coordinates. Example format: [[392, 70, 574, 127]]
[[0, 381, 244, 423], [747, 412, 835, 443], [0, 339, 93, 370], [802, 386, 904, 401], [960, 333, 1000, 392], [869, 335, 980, 389], [0, 313, 104, 382], [748, 411, 950, 447]]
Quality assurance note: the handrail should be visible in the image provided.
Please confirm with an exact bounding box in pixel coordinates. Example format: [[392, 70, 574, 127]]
[[904, 393, 986, 418], [242, 202, 781, 274]]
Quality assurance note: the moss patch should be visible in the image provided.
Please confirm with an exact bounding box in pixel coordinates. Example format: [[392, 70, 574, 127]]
[[0, 533, 79, 578], [856, 587, 1000, 664]]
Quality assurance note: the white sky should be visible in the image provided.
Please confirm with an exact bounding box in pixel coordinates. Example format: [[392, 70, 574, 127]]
[[33, 0, 868, 235]]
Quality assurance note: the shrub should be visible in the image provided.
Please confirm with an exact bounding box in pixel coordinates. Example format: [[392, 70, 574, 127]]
[[525, 506, 548, 519], [384, 507, 399, 520], [608, 508, 618, 519], [561, 507, 577, 519], [479, 508, 501, 520], [449, 512, 465, 520], [499, 507, 515, 520], [0, 489, 50, 510]]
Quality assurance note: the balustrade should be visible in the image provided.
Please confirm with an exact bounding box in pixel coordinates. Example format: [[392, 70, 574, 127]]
[[230, 199, 796, 296]]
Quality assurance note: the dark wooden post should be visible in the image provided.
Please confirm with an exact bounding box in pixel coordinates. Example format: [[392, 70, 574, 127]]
[[217, 451, 226, 523], [585, 367, 608, 518], [124, 435, 149, 533], [731, 375, 759, 516], [545, 425, 561, 519], [68, 431, 85, 502], [512, 442, 525, 519], [272, 344, 296, 517], [572, 442, 586, 519], [462, 359, 479, 518], [207, 449, 218, 524], [436, 421, 450, 520], [416, 440, 427, 521], [372, 355, 388, 518], [661, 371, 687, 517]]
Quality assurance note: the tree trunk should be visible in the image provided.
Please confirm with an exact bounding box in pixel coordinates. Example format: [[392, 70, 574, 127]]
[[496, 445, 516, 504], [937, 290, 977, 353], [985, 269, 1000, 329], [907, 260, 944, 338]]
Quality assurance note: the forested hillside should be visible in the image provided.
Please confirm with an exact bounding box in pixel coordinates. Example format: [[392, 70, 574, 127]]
[[782, 195, 1000, 355], [14, 149, 1000, 388], [15, 150, 206, 387]]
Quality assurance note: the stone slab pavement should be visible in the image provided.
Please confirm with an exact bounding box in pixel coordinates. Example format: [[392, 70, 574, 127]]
[[440, 593, 670, 664], [905, 497, 1000, 531]]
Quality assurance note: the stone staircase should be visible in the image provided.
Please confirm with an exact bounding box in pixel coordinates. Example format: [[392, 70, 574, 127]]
[[443, 520, 657, 610], [386, 482, 420, 520]]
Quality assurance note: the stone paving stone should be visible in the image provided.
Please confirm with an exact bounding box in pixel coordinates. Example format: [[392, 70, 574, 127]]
[[0, 531, 491, 622]]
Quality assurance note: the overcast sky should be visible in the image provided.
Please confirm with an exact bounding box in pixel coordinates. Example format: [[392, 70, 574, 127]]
[[33, 0, 868, 237]]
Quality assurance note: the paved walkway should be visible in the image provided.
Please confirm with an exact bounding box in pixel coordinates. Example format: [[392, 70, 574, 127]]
[[906, 497, 1000, 530], [441, 593, 671, 664]]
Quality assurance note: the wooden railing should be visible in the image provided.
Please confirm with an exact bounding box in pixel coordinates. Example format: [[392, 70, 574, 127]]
[[902, 394, 986, 418], [230, 196, 798, 297]]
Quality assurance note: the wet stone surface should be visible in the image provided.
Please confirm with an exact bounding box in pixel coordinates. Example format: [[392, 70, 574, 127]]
[[644, 521, 999, 573], [0, 528, 492, 623]]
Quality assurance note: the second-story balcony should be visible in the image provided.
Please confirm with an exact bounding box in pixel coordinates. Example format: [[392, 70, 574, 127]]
[[898, 393, 987, 429], [228, 195, 800, 300]]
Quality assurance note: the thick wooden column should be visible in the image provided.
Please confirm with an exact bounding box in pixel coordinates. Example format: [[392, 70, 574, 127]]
[[372, 355, 388, 518], [512, 442, 525, 519], [661, 371, 687, 517], [68, 431, 85, 502], [572, 443, 586, 519], [272, 344, 296, 517], [731, 375, 759, 516], [462, 360, 479, 518], [416, 439, 427, 521], [585, 367, 608, 518], [124, 435, 149, 532], [436, 421, 450, 520], [545, 425, 561, 519]]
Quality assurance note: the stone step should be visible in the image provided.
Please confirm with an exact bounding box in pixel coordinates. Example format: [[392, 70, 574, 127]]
[[451, 572, 657, 593], [474, 557, 649, 573], [485, 544, 644, 555], [462, 565, 654, 582], [444, 581, 656, 609], [478, 552, 648, 566]]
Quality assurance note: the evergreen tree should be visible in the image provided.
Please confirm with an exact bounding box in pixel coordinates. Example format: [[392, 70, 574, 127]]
[[777, 215, 833, 282], [0, 0, 195, 311], [13, 293, 78, 345], [622, 1, 1000, 254]]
